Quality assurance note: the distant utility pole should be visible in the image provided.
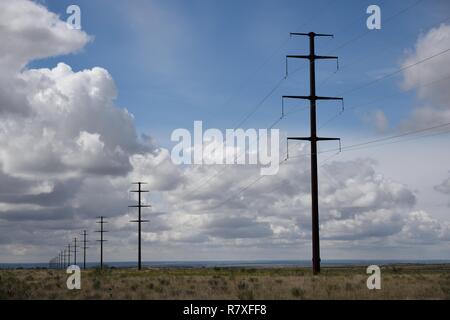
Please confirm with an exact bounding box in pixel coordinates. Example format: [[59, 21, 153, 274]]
[[129, 182, 150, 271], [73, 237, 78, 266], [284, 32, 342, 274], [62, 249, 66, 268], [80, 230, 89, 269], [96, 216, 108, 269], [67, 243, 72, 266]]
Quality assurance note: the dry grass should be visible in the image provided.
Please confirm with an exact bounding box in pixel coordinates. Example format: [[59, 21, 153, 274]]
[[1, 264, 450, 300]]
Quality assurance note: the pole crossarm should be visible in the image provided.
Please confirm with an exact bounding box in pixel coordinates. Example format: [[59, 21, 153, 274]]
[[283, 95, 343, 101], [288, 136, 312, 141], [290, 32, 334, 38], [287, 55, 338, 60]]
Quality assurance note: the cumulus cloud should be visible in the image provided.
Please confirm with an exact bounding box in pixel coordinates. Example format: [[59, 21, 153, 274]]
[[0, 0, 89, 72], [157, 156, 419, 246], [399, 211, 450, 243], [434, 174, 450, 195], [0, 0, 90, 115], [0, 0, 183, 260], [401, 23, 450, 129]]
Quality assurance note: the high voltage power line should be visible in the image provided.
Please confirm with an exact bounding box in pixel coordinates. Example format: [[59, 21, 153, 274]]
[[339, 47, 450, 96], [288, 0, 427, 78], [180, 44, 450, 201], [318, 71, 450, 130], [209, 120, 450, 215], [178, 0, 434, 200], [47, 0, 449, 269], [316, 14, 450, 91]]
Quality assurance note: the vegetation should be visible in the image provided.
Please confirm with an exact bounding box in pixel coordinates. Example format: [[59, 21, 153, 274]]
[[1, 264, 450, 300]]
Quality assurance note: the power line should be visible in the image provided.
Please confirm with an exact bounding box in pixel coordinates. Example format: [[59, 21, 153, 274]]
[[342, 122, 450, 151], [288, 0, 427, 79], [318, 71, 450, 130], [191, 0, 432, 197], [340, 47, 450, 96], [212, 120, 450, 213], [228, 0, 338, 130], [176, 1, 442, 212], [183, 45, 450, 198], [288, 120, 450, 158], [181, 2, 343, 194], [318, 14, 450, 91], [329, 0, 426, 54]]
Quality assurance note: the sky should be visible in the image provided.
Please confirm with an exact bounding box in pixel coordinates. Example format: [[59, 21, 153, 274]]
[[1, 0, 450, 263]]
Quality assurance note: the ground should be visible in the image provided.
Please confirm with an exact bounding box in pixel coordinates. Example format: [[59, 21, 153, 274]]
[[1, 264, 450, 299]]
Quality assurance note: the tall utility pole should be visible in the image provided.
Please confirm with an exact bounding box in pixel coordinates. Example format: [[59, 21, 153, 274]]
[[284, 32, 342, 274], [129, 182, 150, 270], [80, 230, 89, 269], [96, 216, 108, 269], [73, 237, 78, 266]]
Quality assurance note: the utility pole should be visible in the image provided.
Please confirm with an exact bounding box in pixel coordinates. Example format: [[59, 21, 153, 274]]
[[62, 249, 66, 268], [129, 182, 150, 270], [67, 243, 71, 266], [80, 230, 89, 269], [284, 32, 342, 274], [73, 237, 78, 266], [96, 216, 108, 269]]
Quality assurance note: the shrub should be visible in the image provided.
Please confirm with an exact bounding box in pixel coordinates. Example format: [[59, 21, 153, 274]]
[[237, 290, 254, 300], [291, 287, 305, 298], [237, 281, 248, 290]]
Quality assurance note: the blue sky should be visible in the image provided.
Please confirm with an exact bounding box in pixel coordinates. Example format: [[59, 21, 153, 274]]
[[30, 0, 448, 146]]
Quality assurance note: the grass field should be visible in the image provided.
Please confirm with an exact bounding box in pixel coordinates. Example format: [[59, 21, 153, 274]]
[[1, 264, 450, 299]]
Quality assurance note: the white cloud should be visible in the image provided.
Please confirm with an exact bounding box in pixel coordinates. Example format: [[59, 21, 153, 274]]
[[401, 23, 450, 129], [435, 174, 450, 195], [0, 0, 90, 74], [399, 210, 450, 243], [372, 109, 388, 132]]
